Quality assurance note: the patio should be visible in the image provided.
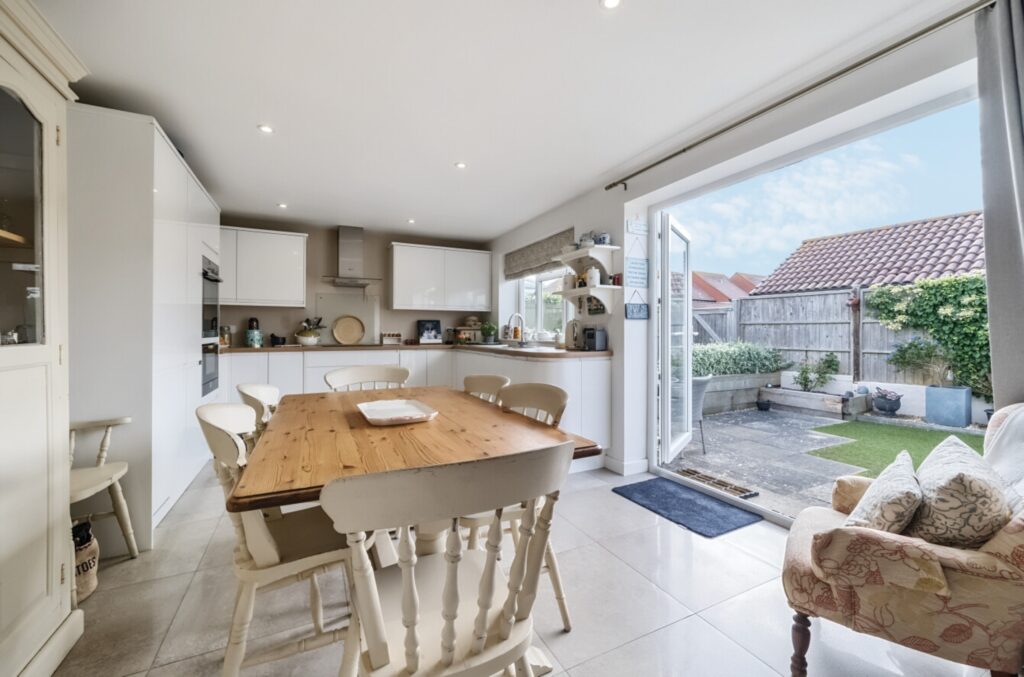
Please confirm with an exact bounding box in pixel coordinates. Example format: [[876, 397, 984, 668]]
[[666, 409, 865, 517]]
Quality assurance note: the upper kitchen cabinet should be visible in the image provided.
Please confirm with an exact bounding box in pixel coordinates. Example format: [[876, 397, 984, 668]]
[[187, 174, 220, 230], [153, 131, 187, 222], [220, 226, 307, 307], [391, 243, 490, 311]]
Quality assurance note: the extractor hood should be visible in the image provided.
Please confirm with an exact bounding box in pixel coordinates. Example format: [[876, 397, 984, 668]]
[[323, 226, 381, 288]]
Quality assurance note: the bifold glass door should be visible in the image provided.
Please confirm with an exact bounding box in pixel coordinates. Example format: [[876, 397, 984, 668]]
[[657, 213, 692, 466]]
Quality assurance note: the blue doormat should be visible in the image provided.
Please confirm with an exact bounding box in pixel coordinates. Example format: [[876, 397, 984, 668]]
[[612, 478, 762, 537]]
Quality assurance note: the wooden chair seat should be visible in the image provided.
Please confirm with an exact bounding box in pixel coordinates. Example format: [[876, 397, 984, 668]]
[[70, 461, 128, 503], [264, 507, 350, 565], [361, 550, 533, 677]]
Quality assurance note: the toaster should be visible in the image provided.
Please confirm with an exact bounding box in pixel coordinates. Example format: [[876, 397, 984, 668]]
[[583, 327, 607, 351]]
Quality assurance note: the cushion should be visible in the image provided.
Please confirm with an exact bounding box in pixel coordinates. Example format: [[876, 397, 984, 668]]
[[905, 435, 1012, 547], [844, 451, 921, 532], [831, 475, 874, 514]]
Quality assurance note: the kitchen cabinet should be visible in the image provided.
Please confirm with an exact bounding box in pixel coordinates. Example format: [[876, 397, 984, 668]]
[[390, 243, 490, 311], [187, 174, 220, 230], [400, 350, 427, 387], [230, 353, 269, 396], [303, 349, 401, 393], [221, 226, 307, 307], [426, 349, 453, 387], [268, 352, 304, 395]]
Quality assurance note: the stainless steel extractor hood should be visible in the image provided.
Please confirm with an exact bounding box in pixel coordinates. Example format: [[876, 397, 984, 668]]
[[323, 226, 381, 288]]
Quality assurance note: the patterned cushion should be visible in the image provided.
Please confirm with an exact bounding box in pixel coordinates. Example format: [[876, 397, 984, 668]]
[[845, 451, 921, 532], [905, 436, 1012, 548]]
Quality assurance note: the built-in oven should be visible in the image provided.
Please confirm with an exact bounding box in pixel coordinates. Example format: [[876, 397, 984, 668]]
[[202, 342, 219, 396], [202, 256, 221, 339]]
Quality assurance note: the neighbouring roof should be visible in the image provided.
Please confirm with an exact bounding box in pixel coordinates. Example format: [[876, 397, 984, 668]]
[[693, 271, 751, 302], [751, 210, 985, 296], [729, 272, 766, 293]]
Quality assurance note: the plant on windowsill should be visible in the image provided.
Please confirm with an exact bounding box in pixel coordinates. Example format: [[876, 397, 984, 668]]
[[481, 321, 498, 344]]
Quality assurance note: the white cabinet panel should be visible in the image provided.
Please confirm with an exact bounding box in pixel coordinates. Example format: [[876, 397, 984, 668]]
[[153, 220, 189, 373], [426, 350, 452, 387], [220, 228, 237, 303], [230, 353, 270, 395], [187, 174, 219, 227], [581, 362, 611, 449], [218, 353, 232, 403], [153, 133, 187, 222], [444, 249, 490, 310], [232, 229, 307, 307], [392, 244, 445, 310], [400, 350, 427, 387], [268, 352, 304, 396], [303, 350, 401, 393]]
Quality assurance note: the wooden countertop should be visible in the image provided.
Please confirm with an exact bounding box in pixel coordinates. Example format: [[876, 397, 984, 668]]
[[221, 343, 612, 358]]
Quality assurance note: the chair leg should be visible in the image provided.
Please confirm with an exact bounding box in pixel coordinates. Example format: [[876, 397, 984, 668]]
[[790, 612, 811, 677], [339, 566, 361, 677], [468, 525, 480, 550], [108, 480, 139, 558], [699, 420, 707, 455], [544, 543, 571, 632], [223, 581, 257, 677], [515, 655, 535, 677], [310, 573, 325, 633]]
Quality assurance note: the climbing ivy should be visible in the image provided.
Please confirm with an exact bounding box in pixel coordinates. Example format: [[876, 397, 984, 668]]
[[866, 272, 992, 399]]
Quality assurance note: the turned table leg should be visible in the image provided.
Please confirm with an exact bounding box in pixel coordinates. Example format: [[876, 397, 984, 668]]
[[791, 612, 811, 677]]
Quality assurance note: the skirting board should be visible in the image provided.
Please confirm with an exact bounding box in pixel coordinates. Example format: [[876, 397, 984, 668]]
[[603, 455, 649, 476], [19, 609, 83, 677], [570, 454, 604, 473]]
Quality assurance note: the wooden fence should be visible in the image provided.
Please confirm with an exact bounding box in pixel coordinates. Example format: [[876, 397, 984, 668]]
[[693, 289, 932, 385]]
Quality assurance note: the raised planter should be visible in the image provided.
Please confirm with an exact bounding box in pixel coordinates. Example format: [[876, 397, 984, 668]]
[[701, 372, 782, 415], [925, 385, 972, 428], [757, 387, 870, 419]]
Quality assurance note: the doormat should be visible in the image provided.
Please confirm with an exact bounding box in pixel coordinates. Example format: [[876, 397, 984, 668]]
[[612, 478, 762, 537], [674, 468, 759, 499]]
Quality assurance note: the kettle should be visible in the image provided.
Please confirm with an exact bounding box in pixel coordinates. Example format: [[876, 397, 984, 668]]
[[564, 319, 584, 351]]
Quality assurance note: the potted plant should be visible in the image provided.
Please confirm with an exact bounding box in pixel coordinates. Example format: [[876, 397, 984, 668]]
[[295, 317, 325, 346], [888, 337, 971, 427], [481, 321, 498, 344], [872, 387, 903, 416]]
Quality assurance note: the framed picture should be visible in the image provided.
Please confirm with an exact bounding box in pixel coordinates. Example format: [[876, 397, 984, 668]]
[[417, 319, 442, 344]]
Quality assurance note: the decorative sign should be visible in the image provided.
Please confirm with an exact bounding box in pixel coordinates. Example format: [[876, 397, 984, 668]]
[[627, 219, 649, 236], [624, 256, 649, 288], [625, 289, 649, 320]]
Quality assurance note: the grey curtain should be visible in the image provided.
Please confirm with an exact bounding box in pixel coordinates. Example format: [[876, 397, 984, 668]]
[[503, 228, 575, 280], [977, 0, 1024, 407]]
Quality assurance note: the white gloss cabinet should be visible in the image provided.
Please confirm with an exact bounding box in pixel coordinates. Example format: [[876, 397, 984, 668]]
[[390, 243, 490, 311], [268, 352, 304, 395], [221, 226, 307, 307]]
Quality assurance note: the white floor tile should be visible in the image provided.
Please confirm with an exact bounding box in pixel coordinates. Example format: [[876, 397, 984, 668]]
[[157, 486, 228, 527], [717, 519, 789, 568], [557, 487, 662, 541], [97, 515, 219, 590]]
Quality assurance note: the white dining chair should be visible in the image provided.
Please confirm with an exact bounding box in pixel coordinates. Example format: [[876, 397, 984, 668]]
[[463, 374, 511, 403], [461, 382, 573, 633], [324, 365, 410, 392], [321, 440, 575, 677], [196, 403, 375, 676], [236, 383, 280, 437], [69, 417, 139, 563]]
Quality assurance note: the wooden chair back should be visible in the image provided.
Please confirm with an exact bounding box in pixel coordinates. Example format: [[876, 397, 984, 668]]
[[320, 441, 574, 674], [69, 416, 132, 466], [195, 403, 282, 568], [463, 374, 511, 403], [237, 383, 281, 426], [324, 365, 409, 392], [497, 383, 568, 426]]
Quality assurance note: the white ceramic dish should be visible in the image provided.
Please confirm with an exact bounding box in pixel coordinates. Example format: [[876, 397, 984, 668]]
[[356, 399, 438, 426]]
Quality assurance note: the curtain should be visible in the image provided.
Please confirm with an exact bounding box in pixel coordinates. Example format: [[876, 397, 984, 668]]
[[977, 0, 1024, 407], [503, 228, 575, 280]]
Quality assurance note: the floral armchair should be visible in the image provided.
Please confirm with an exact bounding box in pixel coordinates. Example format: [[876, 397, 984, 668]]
[[782, 404, 1024, 677]]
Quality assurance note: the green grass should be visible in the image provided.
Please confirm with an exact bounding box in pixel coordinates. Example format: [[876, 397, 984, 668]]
[[809, 420, 984, 477]]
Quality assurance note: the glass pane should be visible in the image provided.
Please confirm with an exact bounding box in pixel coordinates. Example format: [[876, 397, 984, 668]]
[[0, 87, 43, 346], [523, 277, 538, 333], [669, 228, 688, 448], [540, 277, 564, 333]]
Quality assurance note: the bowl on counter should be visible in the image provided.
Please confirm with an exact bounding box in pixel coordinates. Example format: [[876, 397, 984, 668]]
[[295, 332, 321, 346]]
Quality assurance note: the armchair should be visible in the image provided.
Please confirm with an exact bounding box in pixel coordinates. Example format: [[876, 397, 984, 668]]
[[783, 405, 1024, 677]]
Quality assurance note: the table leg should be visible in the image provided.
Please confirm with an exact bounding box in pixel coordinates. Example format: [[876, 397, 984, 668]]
[[414, 519, 450, 556]]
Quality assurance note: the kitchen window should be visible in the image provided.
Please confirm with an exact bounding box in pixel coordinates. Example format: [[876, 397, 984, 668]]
[[519, 267, 573, 336]]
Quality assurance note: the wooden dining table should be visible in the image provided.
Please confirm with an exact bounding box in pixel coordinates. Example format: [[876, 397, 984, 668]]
[[226, 386, 601, 513]]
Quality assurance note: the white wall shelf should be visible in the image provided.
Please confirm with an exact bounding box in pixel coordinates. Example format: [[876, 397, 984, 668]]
[[553, 245, 620, 278]]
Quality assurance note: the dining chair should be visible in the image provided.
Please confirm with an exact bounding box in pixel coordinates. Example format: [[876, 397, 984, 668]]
[[463, 374, 511, 403], [236, 383, 280, 437], [461, 382, 573, 633], [321, 440, 575, 677], [196, 403, 376, 676], [324, 365, 410, 392], [69, 417, 139, 565]]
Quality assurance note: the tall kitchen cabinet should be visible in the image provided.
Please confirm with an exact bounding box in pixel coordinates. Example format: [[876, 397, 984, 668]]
[[0, 4, 87, 675], [68, 104, 220, 558]]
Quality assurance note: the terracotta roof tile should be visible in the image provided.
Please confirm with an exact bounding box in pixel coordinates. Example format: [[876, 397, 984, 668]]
[[750, 210, 985, 296]]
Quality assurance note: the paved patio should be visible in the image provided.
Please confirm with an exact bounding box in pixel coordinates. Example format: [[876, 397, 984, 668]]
[[665, 409, 865, 518]]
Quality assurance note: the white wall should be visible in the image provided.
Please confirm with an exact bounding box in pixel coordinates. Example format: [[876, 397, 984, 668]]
[[490, 18, 977, 475]]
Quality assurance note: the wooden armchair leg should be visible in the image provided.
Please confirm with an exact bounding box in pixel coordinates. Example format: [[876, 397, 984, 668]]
[[791, 612, 811, 677], [108, 480, 139, 558]]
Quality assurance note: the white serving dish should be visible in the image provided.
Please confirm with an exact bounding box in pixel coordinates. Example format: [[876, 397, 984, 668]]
[[356, 399, 438, 426]]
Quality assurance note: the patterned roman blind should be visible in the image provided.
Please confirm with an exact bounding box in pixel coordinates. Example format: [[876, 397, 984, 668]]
[[503, 228, 575, 280]]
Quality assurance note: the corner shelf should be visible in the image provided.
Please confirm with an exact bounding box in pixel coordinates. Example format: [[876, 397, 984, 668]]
[[554, 285, 622, 316], [552, 245, 620, 277]]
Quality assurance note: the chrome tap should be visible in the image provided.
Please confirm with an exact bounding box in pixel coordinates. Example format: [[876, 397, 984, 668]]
[[506, 312, 526, 345]]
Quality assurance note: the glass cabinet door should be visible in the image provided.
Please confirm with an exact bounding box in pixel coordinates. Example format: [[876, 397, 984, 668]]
[[0, 86, 43, 346]]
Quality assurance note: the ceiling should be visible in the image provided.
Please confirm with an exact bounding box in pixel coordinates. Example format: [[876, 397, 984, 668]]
[[36, 0, 969, 240]]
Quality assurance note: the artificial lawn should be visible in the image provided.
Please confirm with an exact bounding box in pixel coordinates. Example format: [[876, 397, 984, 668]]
[[809, 420, 984, 478]]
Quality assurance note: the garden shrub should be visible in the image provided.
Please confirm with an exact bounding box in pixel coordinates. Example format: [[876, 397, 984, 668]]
[[867, 272, 991, 399], [692, 342, 789, 377], [792, 352, 839, 392]]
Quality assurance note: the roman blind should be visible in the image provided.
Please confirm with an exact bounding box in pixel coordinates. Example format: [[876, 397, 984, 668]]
[[503, 228, 574, 280]]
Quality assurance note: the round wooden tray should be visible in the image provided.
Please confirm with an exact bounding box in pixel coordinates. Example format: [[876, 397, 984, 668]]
[[332, 315, 365, 345]]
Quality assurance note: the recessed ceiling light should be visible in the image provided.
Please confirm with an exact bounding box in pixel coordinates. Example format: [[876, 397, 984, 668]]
[[454, 161, 467, 170], [257, 124, 274, 134], [599, 0, 620, 8], [277, 203, 288, 209], [407, 218, 416, 224]]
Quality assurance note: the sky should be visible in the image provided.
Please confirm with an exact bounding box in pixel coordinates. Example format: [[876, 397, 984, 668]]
[[666, 100, 983, 276]]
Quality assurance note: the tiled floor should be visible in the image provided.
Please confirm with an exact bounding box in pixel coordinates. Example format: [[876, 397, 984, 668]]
[[57, 465, 991, 677]]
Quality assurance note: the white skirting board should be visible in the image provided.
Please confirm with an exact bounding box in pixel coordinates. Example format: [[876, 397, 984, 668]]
[[19, 610, 83, 677]]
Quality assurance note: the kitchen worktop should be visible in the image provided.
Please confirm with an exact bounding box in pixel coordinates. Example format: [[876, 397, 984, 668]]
[[220, 343, 612, 358]]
